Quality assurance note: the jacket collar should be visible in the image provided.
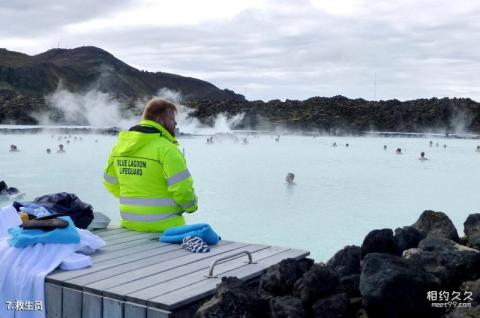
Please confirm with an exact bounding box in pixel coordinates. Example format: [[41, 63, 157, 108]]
[[138, 119, 178, 144]]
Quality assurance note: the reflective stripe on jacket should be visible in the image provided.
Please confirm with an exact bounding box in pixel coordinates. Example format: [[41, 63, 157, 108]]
[[103, 119, 197, 232]]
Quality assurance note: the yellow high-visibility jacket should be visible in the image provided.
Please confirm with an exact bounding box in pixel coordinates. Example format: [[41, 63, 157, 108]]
[[103, 119, 197, 232]]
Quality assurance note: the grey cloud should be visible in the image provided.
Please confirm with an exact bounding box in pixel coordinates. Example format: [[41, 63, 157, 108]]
[[0, 0, 132, 38], [2, 0, 480, 101]]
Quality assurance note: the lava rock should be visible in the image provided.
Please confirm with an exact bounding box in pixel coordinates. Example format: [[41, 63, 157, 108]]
[[195, 277, 268, 318], [404, 236, 480, 288], [464, 214, 480, 237], [269, 296, 306, 318], [337, 274, 360, 297], [311, 293, 350, 318], [393, 226, 425, 256], [413, 210, 459, 242], [464, 213, 480, 250], [360, 229, 396, 259], [359, 253, 441, 318], [326, 245, 361, 277], [293, 264, 339, 305], [259, 258, 314, 297], [444, 306, 480, 318]]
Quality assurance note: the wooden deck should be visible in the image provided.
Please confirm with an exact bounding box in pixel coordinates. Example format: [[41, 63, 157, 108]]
[[45, 227, 309, 318]]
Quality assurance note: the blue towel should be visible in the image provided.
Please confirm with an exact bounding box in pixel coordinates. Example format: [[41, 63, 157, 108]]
[[8, 216, 80, 248], [181, 236, 210, 253], [160, 223, 220, 245]]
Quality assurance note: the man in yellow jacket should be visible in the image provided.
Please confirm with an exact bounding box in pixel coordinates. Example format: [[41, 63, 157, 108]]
[[103, 98, 198, 232]]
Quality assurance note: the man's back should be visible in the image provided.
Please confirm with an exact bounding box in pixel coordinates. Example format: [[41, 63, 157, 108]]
[[103, 119, 197, 232]]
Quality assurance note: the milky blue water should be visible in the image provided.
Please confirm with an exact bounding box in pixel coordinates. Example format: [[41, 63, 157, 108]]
[[1, 132, 479, 261]]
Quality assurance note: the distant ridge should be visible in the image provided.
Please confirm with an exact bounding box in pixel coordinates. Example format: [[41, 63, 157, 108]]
[[0, 46, 245, 100], [1, 46, 480, 133]]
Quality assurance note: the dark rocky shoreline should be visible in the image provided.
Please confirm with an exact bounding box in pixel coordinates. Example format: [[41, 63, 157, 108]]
[[194, 210, 480, 317], [3, 89, 480, 135]]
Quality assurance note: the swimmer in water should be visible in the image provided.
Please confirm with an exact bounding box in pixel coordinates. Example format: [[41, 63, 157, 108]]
[[396, 148, 402, 154], [419, 152, 428, 161], [333, 142, 337, 147], [46, 148, 51, 154], [384, 145, 387, 150], [443, 144, 447, 148], [429, 141, 433, 147], [57, 144, 66, 153], [9, 145, 19, 152], [286, 172, 295, 185], [346, 143, 349, 147]]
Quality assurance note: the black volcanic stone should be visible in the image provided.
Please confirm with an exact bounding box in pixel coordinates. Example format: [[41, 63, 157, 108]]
[[360, 229, 396, 259], [464, 213, 480, 250], [259, 258, 313, 297], [293, 264, 339, 305], [337, 274, 360, 297], [311, 293, 350, 318], [359, 253, 441, 318], [413, 210, 459, 242], [393, 226, 425, 256], [405, 236, 480, 288], [326, 245, 361, 277], [269, 296, 306, 318], [195, 277, 268, 318]]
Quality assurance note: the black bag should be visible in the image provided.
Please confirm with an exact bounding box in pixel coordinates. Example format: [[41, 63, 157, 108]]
[[33, 192, 94, 229]]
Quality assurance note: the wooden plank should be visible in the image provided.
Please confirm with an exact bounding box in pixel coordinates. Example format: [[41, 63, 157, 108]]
[[125, 302, 146, 318], [93, 228, 129, 237], [100, 236, 160, 252], [92, 241, 166, 263], [74, 241, 234, 290], [45, 283, 62, 318], [62, 287, 83, 318], [82, 292, 102, 318], [48, 244, 183, 283], [123, 244, 277, 303], [147, 307, 171, 318], [103, 297, 124, 318], [152, 248, 309, 310], [99, 230, 154, 241], [68, 245, 186, 287], [103, 233, 159, 246], [98, 242, 253, 297]]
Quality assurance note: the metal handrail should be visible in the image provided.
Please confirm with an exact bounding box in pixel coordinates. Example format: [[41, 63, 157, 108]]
[[205, 250, 255, 278]]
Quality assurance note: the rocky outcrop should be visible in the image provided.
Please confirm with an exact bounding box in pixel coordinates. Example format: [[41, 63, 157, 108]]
[[293, 264, 339, 305], [196, 211, 479, 318], [360, 253, 441, 318], [269, 296, 305, 318], [360, 229, 396, 259], [195, 277, 268, 318], [393, 226, 425, 256], [405, 236, 480, 288], [412, 210, 460, 242], [464, 213, 480, 250], [259, 258, 314, 297]]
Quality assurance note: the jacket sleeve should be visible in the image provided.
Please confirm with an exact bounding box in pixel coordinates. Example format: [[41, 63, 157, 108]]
[[103, 151, 120, 198], [163, 147, 198, 213]]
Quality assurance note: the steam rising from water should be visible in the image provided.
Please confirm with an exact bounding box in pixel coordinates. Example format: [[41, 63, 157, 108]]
[[36, 86, 245, 134]]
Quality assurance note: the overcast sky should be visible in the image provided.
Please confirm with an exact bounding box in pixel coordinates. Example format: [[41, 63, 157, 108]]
[[1, 0, 480, 101]]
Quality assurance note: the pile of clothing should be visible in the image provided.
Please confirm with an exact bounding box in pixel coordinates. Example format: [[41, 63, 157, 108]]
[[0, 192, 104, 318], [161, 223, 221, 253]]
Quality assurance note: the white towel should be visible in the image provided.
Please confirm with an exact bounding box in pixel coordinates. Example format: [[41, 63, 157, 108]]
[[0, 205, 105, 318]]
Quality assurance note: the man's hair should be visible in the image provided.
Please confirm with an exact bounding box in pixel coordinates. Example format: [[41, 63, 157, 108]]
[[142, 98, 177, 121]]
